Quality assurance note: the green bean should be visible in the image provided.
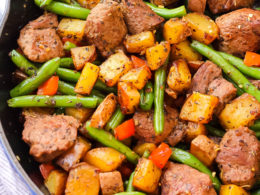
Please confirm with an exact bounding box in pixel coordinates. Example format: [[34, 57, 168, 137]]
[[60, 57, 74, 68], [218, 52, 260, 80], [170, 148, 221, 191], [126, 171, 135, 192], [105, 107, 125, 131], [85, 121, 140, 164], [8, 95, 98, 108], [63, 41, 76, 51], [34, 0, 90, 19], [56, 68, 81, 83], [10, 58, 60, 98], [255, 131, 260, 139], [90, 89, 105, 104], [140, 82, 154, 111], [57, 0, 70, 4], [58, 81, 76, 95], [39, 0, 53, 7], [142, 150, 150, 158], [94, 79, 117, 94], [154, 60, 168, 135], [145, 3, 186, 19], [223, 73, 244, 96], [250, 120, 260, 132], [255, 7, 260, 11], [115, 192, 146, 195], [9, 50, 38, 76], [205, 124, 225, 137], [71, 0, 81, 6], [92, 60, 102, 65], [252, 189, 260, 195], [191, 41, 260, 102]]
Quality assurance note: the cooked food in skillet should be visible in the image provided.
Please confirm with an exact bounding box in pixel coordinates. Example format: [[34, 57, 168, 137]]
[[6, 0, 260, 194]]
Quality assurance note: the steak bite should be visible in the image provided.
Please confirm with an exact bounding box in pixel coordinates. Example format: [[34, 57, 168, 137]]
[[17, 13, 64, 63], [216, 8, 260, 57], [22, 110, 80, 162], [133, 105, 178, 144], [188, 0, 207, 13], [161, 162, 217, 195], [85, 0, 127, 57], [121, 0, 164, 34], [166, 120, 187, 147], [216, 127, 260, 189]]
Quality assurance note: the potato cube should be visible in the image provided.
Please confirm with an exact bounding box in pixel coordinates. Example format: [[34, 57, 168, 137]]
[[183, 13, 219, 45], [133, 143, 157, 156], [220, 185, 249, 195], [57, 18, 86, 41], [56, 137, 91, 171], [219, 93, 260, 129], [120, 66, 151, 90], [77, 0, 100, 9], [190, 135, 218, 167], [133, 158, 162, 193], [44, 170, 67, 195], [75, 62, 100, 94], [83, 147, 126, 172], [171, 40, 202, 61], [146, 41, 170, 70], [163, 18, 191, 44], [65, 107, 93, 123], [186, 122, 207, 142], [65, 163, 99, 195], [180, 92, 219, 123], [167, 59, 191, 93], [118, 82, 140, 114], [90, 93, 117, 128], [188, 60, 204, 71], [71, 45, 97, 70], [99, 52, 133, 87], [99, 171, 124, 195], [124, 31, 155, 54]]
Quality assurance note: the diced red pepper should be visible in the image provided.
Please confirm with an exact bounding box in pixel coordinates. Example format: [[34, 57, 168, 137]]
[[39, 163, 55, 179], [37, 76, 59, 96], [115, 119, 135, 140], [131, 55, 147, 68], [244, 51, 260, 67], [149, 143, 172, 169]]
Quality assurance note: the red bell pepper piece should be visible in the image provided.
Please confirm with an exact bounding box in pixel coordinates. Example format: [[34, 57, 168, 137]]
[[39, 163, 55, 179], [244, 51, 260, 67], [115, 119, 135, 140], [131, 55, 147, 68], [149, 142, 172, 169], [37, 76, 59, 96]]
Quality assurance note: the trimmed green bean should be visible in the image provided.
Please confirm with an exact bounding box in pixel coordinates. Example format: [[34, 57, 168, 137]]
[[145, 3, 186, 19], [170, 148, 221, 191], [126, 171, 135, 192], [85, 121, 140, 164], [142, 150, 150, 158], [57, 0, 70, 3], [105, 107, 125, 131], [39, 0, 53, 7], [218, 52, 260, 80], [252, 189, 260, 195], [205, 124, 225, 137], [34, 0, 90, 19], [250, 120, 260, 132], [57, 81, 76, 95], [256, 131, 260, 139], [90, 89, 105, 104], [223, 73, 244, 96], [8, 95, 98, 108], [115, 192, 146, 195], [56, 68, 81, 83], [154, 61, 168, 135], [71, 0, 81, 6], [94, 79, 117, 94], [140, 82, 154, 111], [10, 58, 60, 97], [60, 57, 74, 68], [63, 41, 76, 51], [191, 41, 260, 102]]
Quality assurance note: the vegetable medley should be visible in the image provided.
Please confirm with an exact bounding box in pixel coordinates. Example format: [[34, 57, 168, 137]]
[[7, 0, 260, 194]]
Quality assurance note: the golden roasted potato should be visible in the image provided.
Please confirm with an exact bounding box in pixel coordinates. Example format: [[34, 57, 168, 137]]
[[90, 93, 117, 128], [124, 31, 155, 54], [56, 137, 91, 171], [44, 170, 67, 195], [183, 12, 219, 45], [120, 66, 151, 90], [186, 122, 207, 142], [180, 92, 219, 123], [99, 52, 133, 87], [165, 86, 178, 99], [133, 143, 157, 156], [65, 107, 93, 123], [190, 135, 219, 167], [83, 147, 126, 172], [163, 18, 191, 44], [71, 46, 97, 70], [118, 82, 140, 114], [219, 93, 260, 129], [77, 0, 100, 9], [133, 158, 162, 193], [57, 18, 86, 41], [171, 40, 202, 61], [65, 162, 99, 195], [99, 171, 124, 195], [167, 59, 191, 93], [75, 62, 100, 94], [220, 185, 249, 195], [146, 41, 170, 70]]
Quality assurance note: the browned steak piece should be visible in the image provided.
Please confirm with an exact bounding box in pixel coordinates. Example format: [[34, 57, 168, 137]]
[[133, 105, 178, 144], [161, 162, 217, 195], [85, 0, 127, 57], [121, 0, 164, 34], [166, 120, 187, 146], [208, 78, 237, 115], [17, 13, 64, 63], [22, 111, 80, 162], [188, 0, 207, 13], [216, 8, 260, 57], [208, 0, 254, 14], [188, 61, 222, 94], [216, 127, 260, 189]]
